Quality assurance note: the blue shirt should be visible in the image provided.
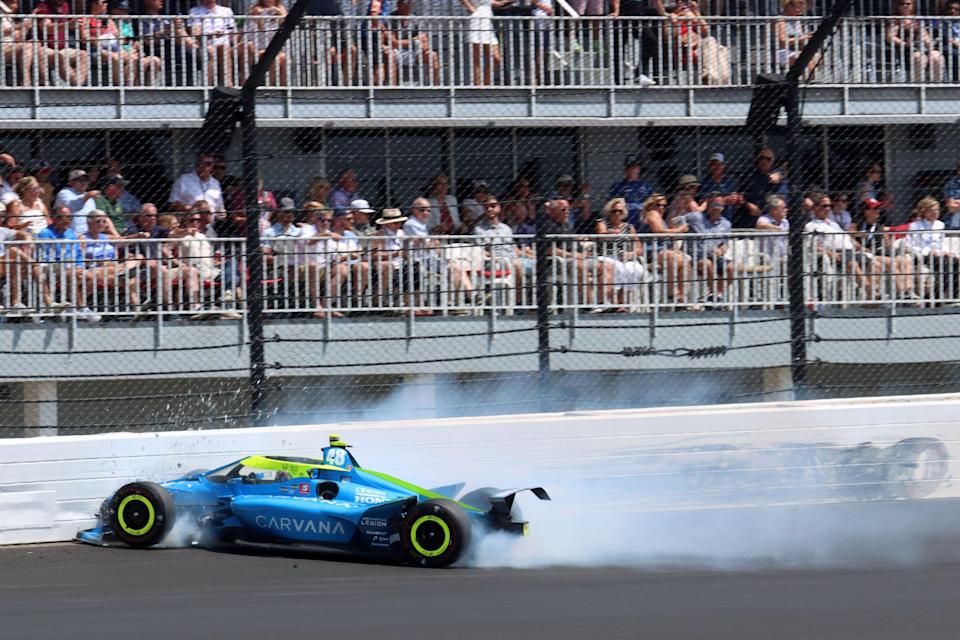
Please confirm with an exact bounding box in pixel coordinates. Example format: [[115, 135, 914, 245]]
[[36, 226, 82, 266], [944, 175, 960, 201], [608, 179, 654, 227], [697, 174, 738, 220], [674, 211, 732, 255], [741, 170, 788, 228]]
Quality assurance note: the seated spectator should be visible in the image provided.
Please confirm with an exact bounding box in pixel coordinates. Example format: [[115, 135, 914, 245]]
[[829, 192, 853, 231], [381, 0, 441, 85], [698, 153, 741, 221], [572, 193, 599, 235], [755, 194, 789, 261], [348, 199, 378, 236], [777, 0, 821, 79], [741, 147, 788, 227], [1, 0, 41, 85], [0, 225, 32, 315], [944, 195, 960, 230], [329, 168, 362, 211], [666, 1, 730, 85], [35, 207, 99, 320], [425, 173, 460, 234], [6, 176, 51, 236], [639, 194, 694, 306], [473, 195, 521, 307], [108, 0, 162, 85], [540, 198, 611, 311], [78, 0, 134, 86], [401, 198, 441, 314], [33, 0, 91, 86], [887, 0, 943, 82], [0, 163, 25, 206], [595, 197, 650, 310], [245, 0, 288, 86], [941, 0, 960, 82], [81, 209, 143, 314], [329, 208, 370, 307], [503, 177, 537, 234], [227, 175, 275, 233], [138, 0, 198, 86], [33, 162, 56, 211], [805, 193, 868, 295], [0, 154, 16, 196], [461, 180, 492, 222], [94, 175, 129, 236], [103, 158, 142, 213], [212, 207, 248, 302], [124, 202, 201, 312], [170, 208, 221, 309], [299, 202, 348, 318], [55, 169, 99, 238], [671, 193, 733, 302], [609, 157, 654, 228], [906, 196, 960, 299], [852, 198, 917, 300], [372, 207, 411, 309], [666, 174, 705, 223], [304, 176, 333, 207], [189, 0, 240, 86], [942, 160, 960, 201], [169, 154, 225, 213]]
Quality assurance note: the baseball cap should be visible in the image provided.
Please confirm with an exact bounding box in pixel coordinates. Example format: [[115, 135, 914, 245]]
[[709, 152, 725, 163], [68, 169, 90, 181], [333, 208, 352, 218], [864, 197, 883, 209], [108, 0, 130, 10], [556, 174, 575, 184], [278, 196, 296, 211], [349, 198, 375, 213], [472, 180, 489, 190], [104, 175, 128, 187]]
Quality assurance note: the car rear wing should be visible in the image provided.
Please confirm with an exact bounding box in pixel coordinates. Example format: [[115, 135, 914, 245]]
[[487, 487, 551, 520]]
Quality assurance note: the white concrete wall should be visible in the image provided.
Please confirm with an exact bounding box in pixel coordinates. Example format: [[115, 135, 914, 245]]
[[2, 393, 959, 545]]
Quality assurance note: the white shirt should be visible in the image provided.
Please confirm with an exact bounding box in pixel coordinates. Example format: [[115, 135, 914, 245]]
[[402, 216, 428, 238], [756, 214, 788, 258], [828, 209, 852, 231], [908, 218, 946, 256], [0, 225, 15, 257], [189, 4, 236, 47], [805, 217, 855, 251], [474, 219, 515, 261], [54, 186, 97, 237], [169, 171, 224, 213], [178, 232, 220, 280], [380, 227, 406, 268], [262, 222, 309, 265], [426, 195, 460, 230]]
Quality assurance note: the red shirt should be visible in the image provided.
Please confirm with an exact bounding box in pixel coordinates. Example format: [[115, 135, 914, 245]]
[[34, 1, 72, 50]]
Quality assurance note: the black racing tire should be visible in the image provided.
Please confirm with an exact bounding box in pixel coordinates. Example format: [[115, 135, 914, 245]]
[[886, 437, 950, 499], [397, 499, 472, 568], [108, 481, 175, 548]]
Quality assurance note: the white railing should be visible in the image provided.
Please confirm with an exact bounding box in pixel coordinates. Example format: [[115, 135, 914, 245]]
[[2, 230, 959, 321], [2, 15, 959, 89]]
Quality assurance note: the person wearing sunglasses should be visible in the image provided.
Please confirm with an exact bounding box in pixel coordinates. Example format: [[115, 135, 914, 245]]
[[740, 147, 788, 228]]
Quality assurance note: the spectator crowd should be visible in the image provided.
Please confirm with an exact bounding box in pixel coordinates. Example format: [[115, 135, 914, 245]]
[[4, 146, 960, 319], [2, 0, 960, 87]]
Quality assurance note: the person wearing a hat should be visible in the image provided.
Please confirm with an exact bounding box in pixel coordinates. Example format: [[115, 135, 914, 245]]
[[461, 180, 490, 221], [853, 198, 917, 301], [54, 169, 100, 237], [609, 157, 654, 228], [348, 198, 377, 236], [698, 153, 742, 221], [372, 208, 413, 309], [666, 174, 704, 222], [94, 175, 129, 237]]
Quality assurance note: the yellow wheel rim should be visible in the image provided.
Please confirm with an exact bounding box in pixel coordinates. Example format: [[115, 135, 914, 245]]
[[410, 515, 451, 558], [117, 494, 156, 536]]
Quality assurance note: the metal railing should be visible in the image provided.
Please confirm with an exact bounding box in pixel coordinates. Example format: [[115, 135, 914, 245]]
[[2, 15, 959, 89], [3, 230, 960, 322]]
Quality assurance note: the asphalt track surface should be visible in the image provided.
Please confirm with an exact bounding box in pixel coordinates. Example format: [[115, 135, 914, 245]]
[[2, 538, 960, 640]]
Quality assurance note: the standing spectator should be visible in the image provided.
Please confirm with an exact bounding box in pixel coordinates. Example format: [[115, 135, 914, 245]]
[[381, 0, 441, 86], [907, 196, 960, 300], [6, 177, 51, 236], [169, 154, 225, 213], [609, 157, 654, 228], [328, 168, 361, 211], [138, 0, 198, 86], [460, 0, 510, 86], [94, 175, 129, 236], [671, 193, 733, 302], [54, 169, 100, 238], [461, 180, 492, 221], [474, 195, 520, 307], [608, 0, 664, 87], [829, 192, 853, 230], [698, 152, 741, 221], [756, 194, 790, 261], [34, 0, 91, 86], [887, 0, 943, 82], [35, 207, 101, 320], [777, 0, 821, 78], [401, 198, 439, 314], [741, 147, 788, 227], [245, 0, 288, 85], [189, 0, 240, 86], [666, 1, 730, 85], [805, 193, 867, 295], [425, 173, 460, 234]]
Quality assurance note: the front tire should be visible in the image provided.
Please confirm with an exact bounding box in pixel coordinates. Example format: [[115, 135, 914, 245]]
[[397, 499, 472, 568], [108, 481, 175, 548]]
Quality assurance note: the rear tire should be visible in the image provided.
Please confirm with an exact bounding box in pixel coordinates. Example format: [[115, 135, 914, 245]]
[[397, 499, 472, 568], [108, 481, 175, 548]]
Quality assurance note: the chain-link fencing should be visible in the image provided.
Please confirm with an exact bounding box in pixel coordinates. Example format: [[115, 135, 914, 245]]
[[2, 0, 960, 436]]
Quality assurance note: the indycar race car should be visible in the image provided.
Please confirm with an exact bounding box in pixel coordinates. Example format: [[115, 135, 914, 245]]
[[76, 435, 549, 567]]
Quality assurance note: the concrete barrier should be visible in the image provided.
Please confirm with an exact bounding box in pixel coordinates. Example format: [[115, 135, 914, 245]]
[[2, 393, 959, 545]]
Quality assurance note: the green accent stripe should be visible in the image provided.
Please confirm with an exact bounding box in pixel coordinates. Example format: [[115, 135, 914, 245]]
[[360, 469, 484, 513], [239, 455, 348, 477]]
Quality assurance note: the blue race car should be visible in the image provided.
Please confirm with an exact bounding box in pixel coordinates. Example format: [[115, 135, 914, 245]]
[[76, 435, 549, 567]]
